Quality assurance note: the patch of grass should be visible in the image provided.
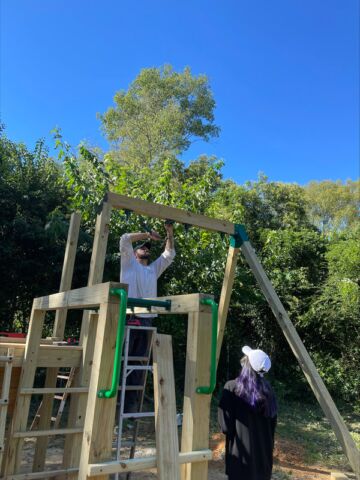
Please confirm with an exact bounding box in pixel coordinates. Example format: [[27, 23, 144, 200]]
[[276, 398, 360, 470], [272, 469, 293, 479]]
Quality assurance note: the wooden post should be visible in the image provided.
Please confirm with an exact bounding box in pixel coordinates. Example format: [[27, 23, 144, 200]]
[[63, 202, 112, 468], [153, 334, 180, 480], [33, 212, 81, 471], [52, 212, 81, 337], [216, 245, 239, 365], [181, 311, 212, 480], [0, 348, 14, 470], [4, 307, 46, 475], [78, 299, 120, 480], [240, 240, 360, 479]]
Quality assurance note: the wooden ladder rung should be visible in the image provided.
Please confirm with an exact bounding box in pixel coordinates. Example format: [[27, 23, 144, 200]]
[[20, 387, 88, 395], [6, 466, 79, 479], [13, 427, 83, 438]]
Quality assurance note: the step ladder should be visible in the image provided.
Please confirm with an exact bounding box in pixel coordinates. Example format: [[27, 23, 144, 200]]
[[115, 325, 156, 480], [0, 348, 14, 466], [30, 367, 76, 430]]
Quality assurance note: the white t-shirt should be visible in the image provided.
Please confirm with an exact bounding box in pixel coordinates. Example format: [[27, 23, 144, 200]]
[[119, 234, 175, 317]]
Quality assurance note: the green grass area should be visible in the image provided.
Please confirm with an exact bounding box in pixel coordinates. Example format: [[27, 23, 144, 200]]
[[276, 398, 360, 470]]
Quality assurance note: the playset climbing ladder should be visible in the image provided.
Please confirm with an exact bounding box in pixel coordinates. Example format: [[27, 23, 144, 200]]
[[0, 192, 358, 479], [115, 325, 156, 480]]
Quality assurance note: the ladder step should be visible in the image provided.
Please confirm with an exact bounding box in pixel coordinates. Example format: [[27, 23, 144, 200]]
[[125, 366, 152, 371], [122, 412, 155, 419], [118, 385, 144, 392], [54, 395, 64, 400], [57, 374, 71, 380], [122, 356, 150, 362]]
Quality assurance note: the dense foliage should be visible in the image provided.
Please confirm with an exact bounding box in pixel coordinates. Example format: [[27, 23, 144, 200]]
[[1, 66, 358, 405]]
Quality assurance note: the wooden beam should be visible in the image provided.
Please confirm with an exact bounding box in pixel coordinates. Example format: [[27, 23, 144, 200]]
[[0, 344, 82, 369], [126, 294, 214, 315], [20, 387, 88, 395], [53, 212, 81, 337], [6, 467, 78, 479], [87, 450, 212, 476], [153, 334, 180, 480], [0, 348, 13, 468], [105, 192, 234, 234], [216, 245, 239, 365], [77, 302, 120, 479], [240, 240, 360, 478], [4, 309, 46, 475], [33, 281, 125, 311], [13, 428, 83, 438], [181, 311, 212, 480], [87, 201, 112, 287], [62, 312, 98, 468]]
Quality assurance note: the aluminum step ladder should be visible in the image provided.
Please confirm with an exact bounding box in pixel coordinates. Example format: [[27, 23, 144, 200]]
[[115, 325, 156, 480]]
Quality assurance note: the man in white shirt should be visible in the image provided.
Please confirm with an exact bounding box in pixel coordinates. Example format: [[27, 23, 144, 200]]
[[119, 222, 175, 412]]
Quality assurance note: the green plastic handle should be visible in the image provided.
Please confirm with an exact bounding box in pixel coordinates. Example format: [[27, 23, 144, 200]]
[[196, 298, 218, 395], [98, 288, 128, 399]]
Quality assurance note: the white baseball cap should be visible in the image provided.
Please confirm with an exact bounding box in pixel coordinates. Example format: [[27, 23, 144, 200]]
[[242, 346, 271, 375]]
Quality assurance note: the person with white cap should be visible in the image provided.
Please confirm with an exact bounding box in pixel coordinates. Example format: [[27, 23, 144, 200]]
[[218, 345, 277, 480]]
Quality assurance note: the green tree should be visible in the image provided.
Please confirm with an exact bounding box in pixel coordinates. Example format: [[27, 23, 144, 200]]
[[304, 180, 359, 233], [99, 65, 220, 166], [0, 129, 71, 331]]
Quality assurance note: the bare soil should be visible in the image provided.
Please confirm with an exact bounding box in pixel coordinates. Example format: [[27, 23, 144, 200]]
[[19, 432, 345, 479]]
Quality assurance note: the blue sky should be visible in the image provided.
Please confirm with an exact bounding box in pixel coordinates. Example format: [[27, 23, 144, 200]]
[[1, 0, 359, 184]]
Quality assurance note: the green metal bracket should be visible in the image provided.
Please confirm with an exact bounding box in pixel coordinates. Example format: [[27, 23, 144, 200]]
[[230, 224, 249, 248], [196, 298, 218, 395], [98, 288, 128, 399]]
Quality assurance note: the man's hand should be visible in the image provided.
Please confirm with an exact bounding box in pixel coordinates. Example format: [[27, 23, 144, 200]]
[[165, 222, 174, 236], [149, 230, 162, 241]]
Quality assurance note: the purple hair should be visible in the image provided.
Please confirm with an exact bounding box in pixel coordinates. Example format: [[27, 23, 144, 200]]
[[235, 357, 277, 418]]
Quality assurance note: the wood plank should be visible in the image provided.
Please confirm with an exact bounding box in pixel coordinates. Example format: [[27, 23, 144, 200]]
[[77, 302, 119, 480], [6, 467, 78, 479], [13, 428, 83, 438], [87, 201, 112, 287], [53, 212, 81, 338], [181, 312, 212, 480], [106, 192, 234, 234], [0, 348, 13, 469], [33, 281, 125, 311], [4, 308, 46, 475], [126, 293, 214, 315], [0, 345, 83, 369], [153, 334, 180, 480], [240, 240, 360, 478], [62, 313, 98, 468], [216, 245, 239, 365], [87, 450, 212, 476], [20, 387, 88, 395]]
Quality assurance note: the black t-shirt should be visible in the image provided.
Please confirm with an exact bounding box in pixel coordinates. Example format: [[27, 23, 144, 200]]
[[218, 379, 277, 480]]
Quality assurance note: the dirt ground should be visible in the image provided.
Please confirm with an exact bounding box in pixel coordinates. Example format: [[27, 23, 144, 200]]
[[19, 431, 347, 479]]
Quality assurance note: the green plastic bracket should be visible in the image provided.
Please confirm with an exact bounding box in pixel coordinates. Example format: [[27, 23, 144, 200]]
[[196, 298, 218, 395], [98, 288, 128, 399], [230, 224, 249, 248], [127, 298, 171, 311]]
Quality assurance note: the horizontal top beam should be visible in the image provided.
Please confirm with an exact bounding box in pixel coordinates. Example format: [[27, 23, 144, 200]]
[[105, 192, 235, 234], [126, 293, 214, 314], [33, 282, 127, 311]]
